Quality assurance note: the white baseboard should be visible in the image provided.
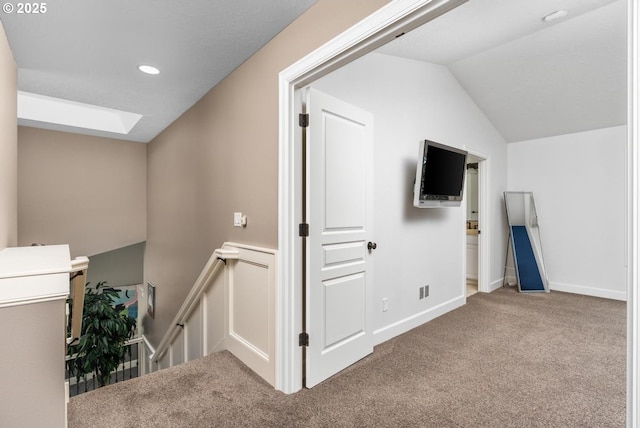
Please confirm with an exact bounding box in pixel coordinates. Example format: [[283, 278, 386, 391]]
[[64, 381, 69, 428], [373, 295, 465, 346], [489, 278, 506, 292], [550, 281, 627, 301], [208, 337, 226, 354]]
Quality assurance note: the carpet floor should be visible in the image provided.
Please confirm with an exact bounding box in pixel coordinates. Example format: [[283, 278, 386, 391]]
[[68, 287, 626, 427]]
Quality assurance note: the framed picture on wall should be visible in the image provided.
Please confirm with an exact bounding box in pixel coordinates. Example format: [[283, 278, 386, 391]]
[[147, 282, 155, 319], [112, 285, 139, 332]]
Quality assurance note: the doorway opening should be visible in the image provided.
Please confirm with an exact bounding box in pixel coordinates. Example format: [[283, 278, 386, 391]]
[[465, 160, 479, 296], [463, 152, 488, 297]]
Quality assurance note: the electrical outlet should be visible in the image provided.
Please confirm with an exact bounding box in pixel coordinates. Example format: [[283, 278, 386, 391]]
[[382, 298, 388, 312], [419, 285, 430, 300]]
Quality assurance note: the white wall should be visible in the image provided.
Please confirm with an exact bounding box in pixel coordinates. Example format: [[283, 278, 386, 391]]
[[508, 126, 627, 300], [314, 53, 508, 340]]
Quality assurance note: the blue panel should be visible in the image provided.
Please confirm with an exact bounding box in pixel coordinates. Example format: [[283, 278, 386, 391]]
[[511, 226, 545, 291]]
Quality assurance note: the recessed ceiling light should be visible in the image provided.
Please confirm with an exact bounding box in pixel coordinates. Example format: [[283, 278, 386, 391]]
[[542, 9, 568, 23], [138, 65, 160, 75]]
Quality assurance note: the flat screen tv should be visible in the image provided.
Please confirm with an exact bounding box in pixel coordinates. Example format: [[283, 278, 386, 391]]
[[413, 140, 468, 208]]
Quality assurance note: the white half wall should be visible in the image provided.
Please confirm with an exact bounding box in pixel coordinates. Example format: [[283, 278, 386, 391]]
[[507, 126, 627, 300], [149, 243, 277, 386], [313, 52, 508, 339]]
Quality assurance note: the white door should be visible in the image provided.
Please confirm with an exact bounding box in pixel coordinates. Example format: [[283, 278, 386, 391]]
[[305, 88, 374, 388]]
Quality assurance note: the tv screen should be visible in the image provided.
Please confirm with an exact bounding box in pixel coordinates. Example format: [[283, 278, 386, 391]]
[[413, 140, 467, 208]]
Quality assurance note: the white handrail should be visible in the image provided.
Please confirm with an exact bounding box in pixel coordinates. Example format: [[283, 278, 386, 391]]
[[141, 334, 155, 356], [149, 245, 239, 362], [68, 256, 89, 342], [70, 256, 89, 273]]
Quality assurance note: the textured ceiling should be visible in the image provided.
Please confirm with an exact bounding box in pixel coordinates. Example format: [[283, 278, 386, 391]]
[[1, 0, 317, 142], [377, 0, 627, 143]]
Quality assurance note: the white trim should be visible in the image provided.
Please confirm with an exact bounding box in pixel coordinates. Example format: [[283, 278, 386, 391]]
[[277, 0, 469, 394], [225, 246, 278, 386], [464, 148, 490, 294], [70, 256, 89, 273], [142, 334, 156, 356], [489, 278, 505, 292], [0, 245, 71, 279], [0, 246, 71, 307], [149, 243, 277, 386], [628, 0, 639, 425], [64, 382, 69, 428], [373, 296, 465, 345], [550, 282, 627, 302], [150, 245, 233, 361], [0, 292, 68, 309]]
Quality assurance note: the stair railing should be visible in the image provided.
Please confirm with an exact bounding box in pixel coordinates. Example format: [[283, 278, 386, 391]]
[[65, 336, 142, 397], [149, 246, 239, 365], [67, 256, 89, 345], [144, 242, 277, 387]]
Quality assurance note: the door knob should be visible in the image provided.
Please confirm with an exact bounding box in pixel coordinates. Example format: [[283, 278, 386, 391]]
[[367, 241, 377, 250]]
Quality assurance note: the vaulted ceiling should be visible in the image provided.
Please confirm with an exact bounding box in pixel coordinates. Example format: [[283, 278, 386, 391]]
[[0, 0, 628, 144], [378, 0, 627, 143]]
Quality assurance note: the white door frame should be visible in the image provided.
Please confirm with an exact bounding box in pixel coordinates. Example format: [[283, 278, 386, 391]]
[[277, 0, 469, 394], [463, 148, 490, 294], [277, 3, 638, 425], [627, 1, 639, 425]]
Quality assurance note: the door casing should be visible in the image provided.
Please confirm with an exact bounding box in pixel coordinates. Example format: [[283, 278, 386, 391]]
[[463, 148, 490, 295], [278, 0, 470, 395]]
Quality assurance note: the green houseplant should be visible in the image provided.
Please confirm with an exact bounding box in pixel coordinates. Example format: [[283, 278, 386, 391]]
[[67, 281, 137, 388]]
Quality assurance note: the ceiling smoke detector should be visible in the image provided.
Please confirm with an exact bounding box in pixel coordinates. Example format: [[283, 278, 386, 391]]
[[542, 10, 568, 23]]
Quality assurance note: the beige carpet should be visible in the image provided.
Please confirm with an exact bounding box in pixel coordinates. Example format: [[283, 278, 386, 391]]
[[68, 287, 626, 427]]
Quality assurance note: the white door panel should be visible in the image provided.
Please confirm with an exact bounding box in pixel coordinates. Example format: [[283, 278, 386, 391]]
[[324, 273, 366, 348], [305, 88, 374, 388], [324, 114, 367, 229], [323, 241, 366, 267]]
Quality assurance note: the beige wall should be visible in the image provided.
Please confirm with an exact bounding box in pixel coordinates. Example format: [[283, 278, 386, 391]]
[[0, 22, 17, 251], [18, 127, 147, 258], [0, 299, 66, 427], [145, 0, 390, 345]]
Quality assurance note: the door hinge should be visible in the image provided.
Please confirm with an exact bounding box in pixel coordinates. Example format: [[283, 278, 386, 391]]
[[299, 332, 309, 347], [299, 113, 309, 128], [299, 223, 309, 237]]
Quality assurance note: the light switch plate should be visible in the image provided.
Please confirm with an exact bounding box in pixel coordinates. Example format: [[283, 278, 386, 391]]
[[234, 212, 242, 227], [234, 212, 247, 227]]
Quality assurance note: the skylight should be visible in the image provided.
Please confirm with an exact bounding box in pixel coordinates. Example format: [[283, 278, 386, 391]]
[[17, 91, 143, 135]]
